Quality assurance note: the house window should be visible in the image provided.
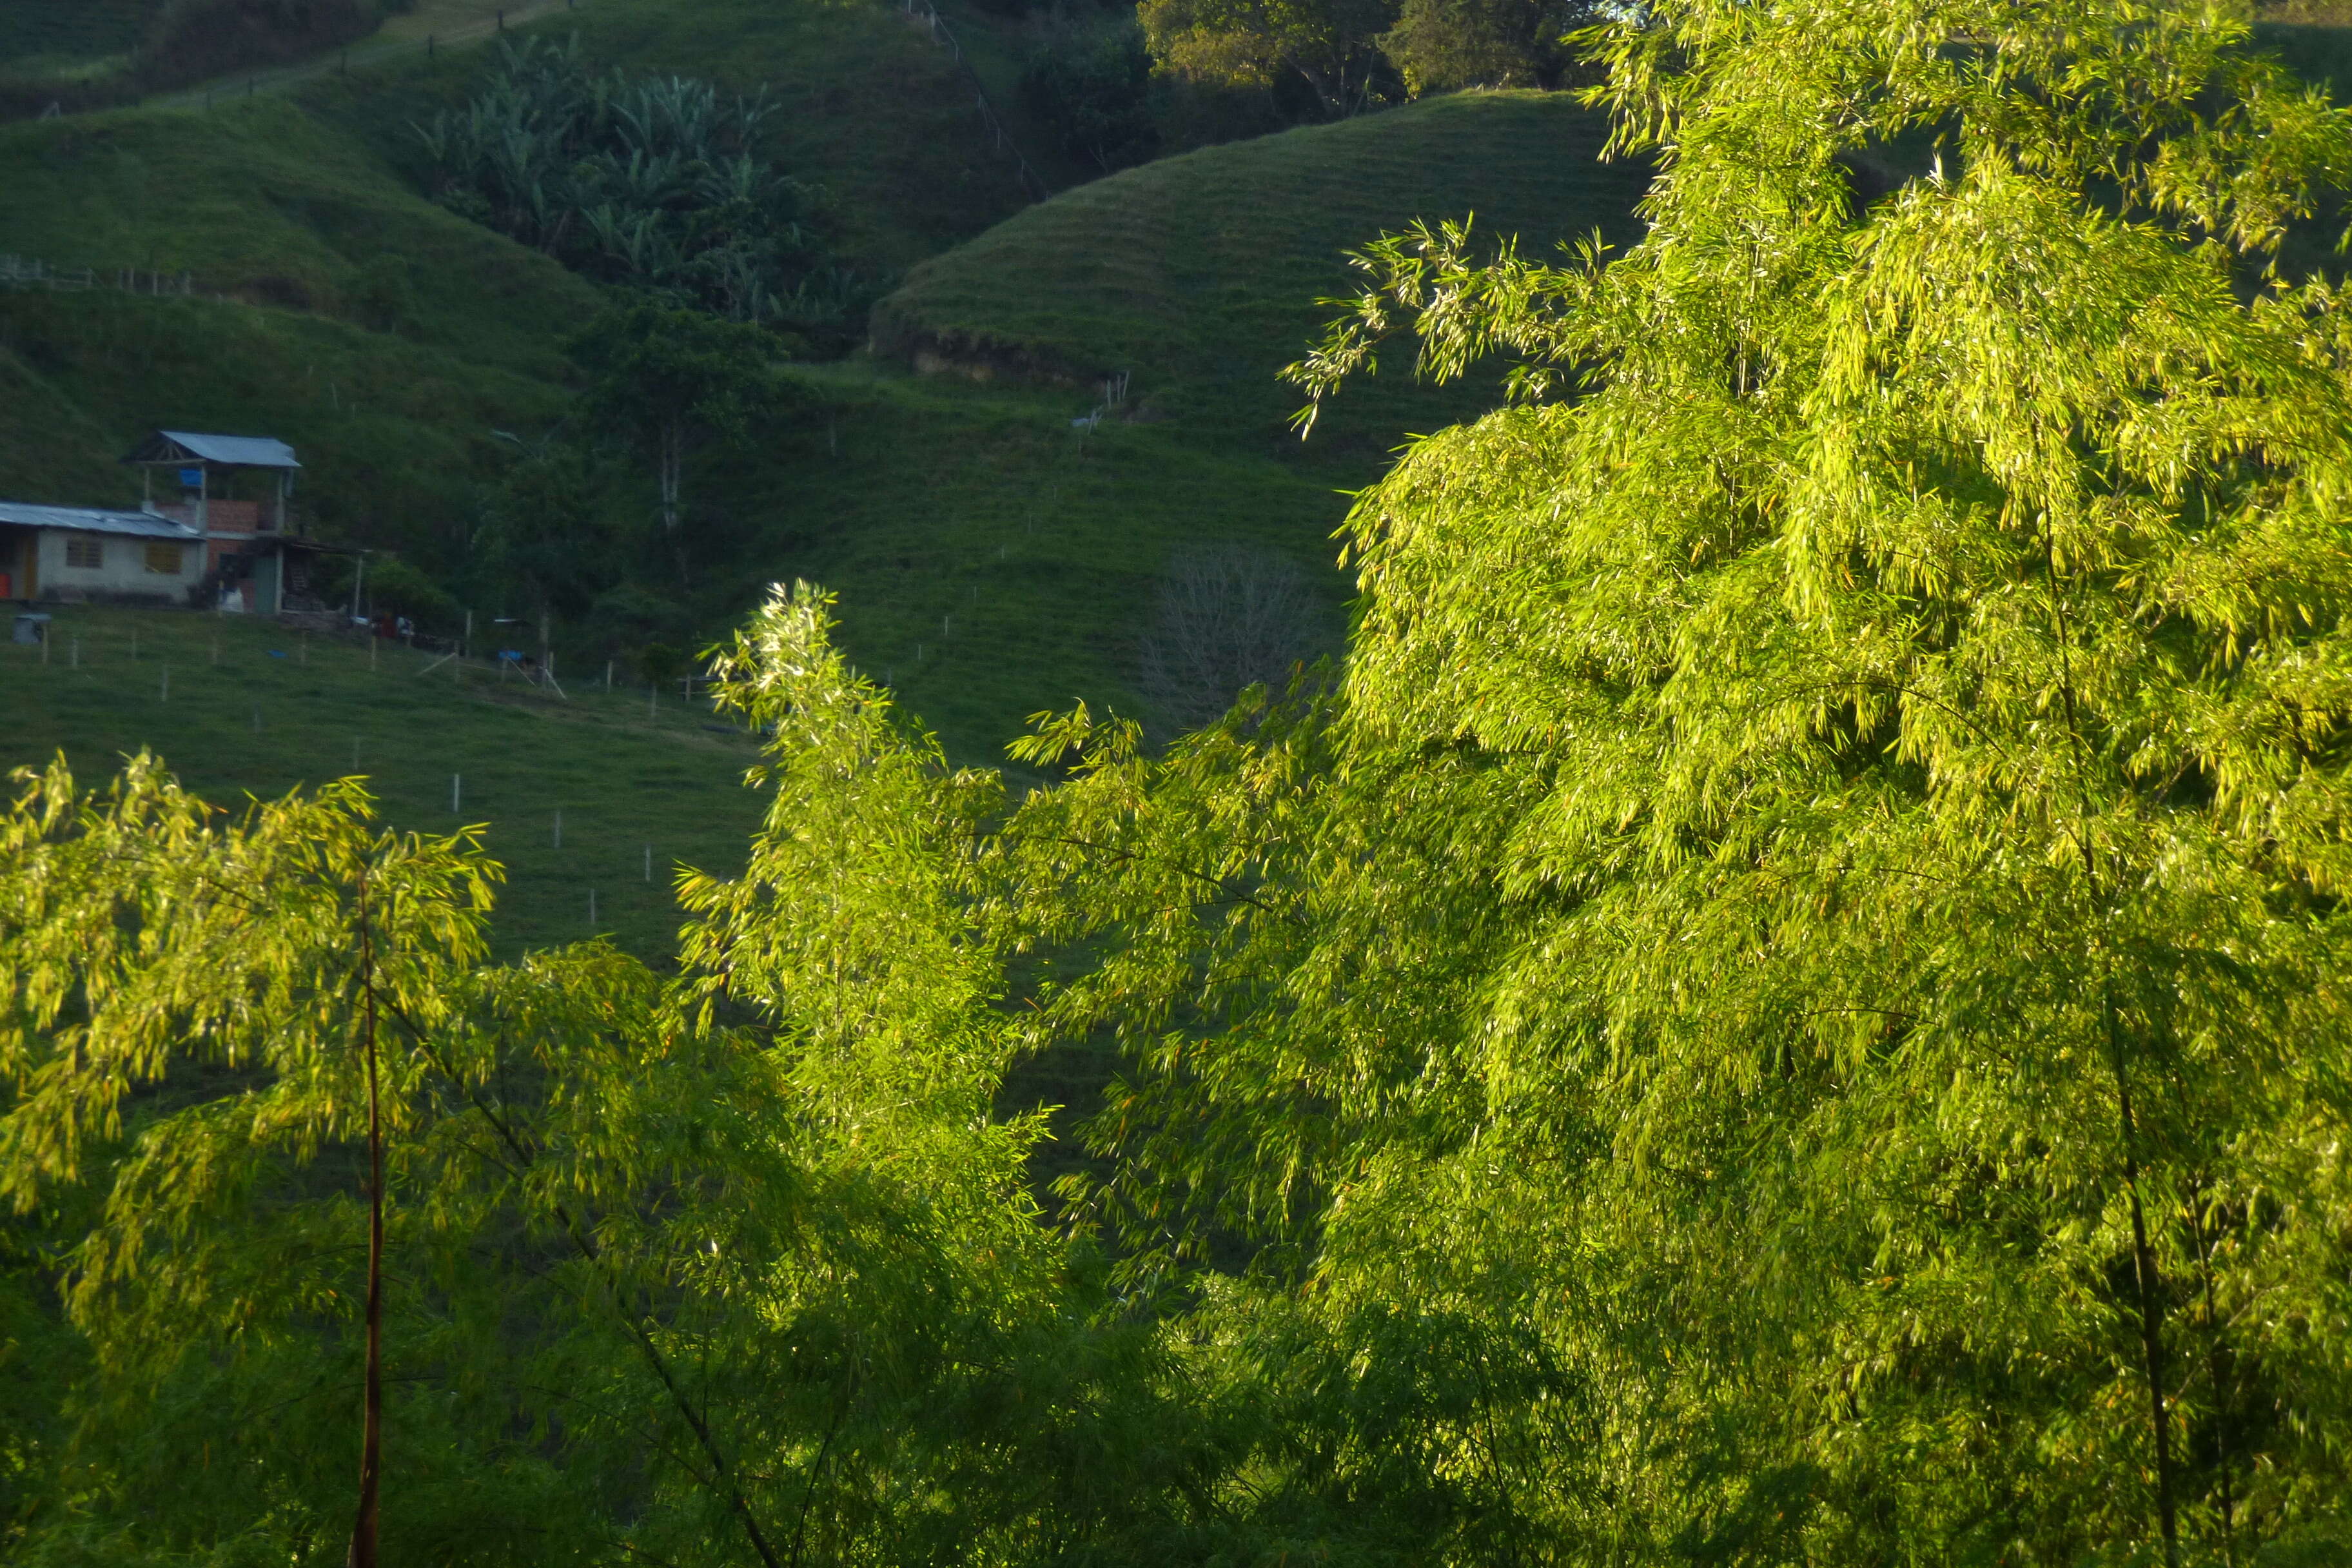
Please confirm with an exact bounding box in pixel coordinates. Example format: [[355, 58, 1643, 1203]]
[[64, 536, 103, 570], [144, 542, 184, 574]]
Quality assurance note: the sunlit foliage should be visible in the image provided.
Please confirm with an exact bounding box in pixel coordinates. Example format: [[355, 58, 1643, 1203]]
[[10, 1, 2352, 1563]]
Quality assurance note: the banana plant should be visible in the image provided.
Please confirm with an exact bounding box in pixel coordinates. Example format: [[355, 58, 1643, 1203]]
[[414, 37, 843, 338]]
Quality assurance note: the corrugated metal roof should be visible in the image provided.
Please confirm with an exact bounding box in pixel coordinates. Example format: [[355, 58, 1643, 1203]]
[[0, 501, 206, 540], [158, 431, 302, 468], [124, 430, 302, 469]]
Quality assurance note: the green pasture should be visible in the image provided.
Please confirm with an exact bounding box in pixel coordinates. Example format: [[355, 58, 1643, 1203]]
[[0, 17, 1683, 762], [0, 604, 768, 961], [0, 0, 159, 79], [873, 90, 1656, 469]]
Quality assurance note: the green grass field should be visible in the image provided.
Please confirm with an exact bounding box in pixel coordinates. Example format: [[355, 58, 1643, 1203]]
[[1, 605, 769, 961], [874, 90, 1655, 466], [0, 9, 1674, 763]]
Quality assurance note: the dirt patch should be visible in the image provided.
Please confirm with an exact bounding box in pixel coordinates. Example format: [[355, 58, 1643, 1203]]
[[868, 301, 1098, 389]]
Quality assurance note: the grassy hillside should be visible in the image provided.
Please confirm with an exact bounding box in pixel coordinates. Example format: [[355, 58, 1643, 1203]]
[[0, 0, 1041, 696], [0, 0, 1038, 520], [0, 95, 594, 551], [0, 1, 160, 78], [0, 99, 597, 368], [1, 14, 1660, 763], [874, 91, 1654, 467], [0, 605, 767, 961], [294, 0, 1034, 273]]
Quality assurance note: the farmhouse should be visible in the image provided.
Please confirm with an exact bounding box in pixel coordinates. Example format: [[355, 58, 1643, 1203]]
[[126, 429, 351, 615], [0, 500, 208, 603], [0, 431, 359, 614]]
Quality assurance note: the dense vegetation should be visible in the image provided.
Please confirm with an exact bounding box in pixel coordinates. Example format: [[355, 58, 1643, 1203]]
[[10, 3, 2352, 1567], [415, 37, 870, 344]]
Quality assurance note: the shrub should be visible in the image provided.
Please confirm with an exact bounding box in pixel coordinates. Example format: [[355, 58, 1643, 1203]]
[[1021, 19, 1159, 174], [1135, 543, 1333, 734], [1378, 0, 1597, 92], [356, 552, 462, 627]]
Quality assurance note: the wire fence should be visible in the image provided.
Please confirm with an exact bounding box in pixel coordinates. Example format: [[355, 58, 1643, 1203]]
[[1, 255, 195, 295], [146, 0, 578, 112], [897, 0, 1052, 202]]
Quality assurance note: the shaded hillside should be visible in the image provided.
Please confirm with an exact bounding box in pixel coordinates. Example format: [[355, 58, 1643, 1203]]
[[0, 35, 1667, 762], [0, 0, 162, 74], [295, 0, 1035, 273], [873, 91, 1654, 468]]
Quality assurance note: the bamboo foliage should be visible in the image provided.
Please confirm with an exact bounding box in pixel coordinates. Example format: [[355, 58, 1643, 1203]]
[[11, 2, 2352, 1563], [995, 0, 2352, 1560], [0, 651, 1213, 1565]]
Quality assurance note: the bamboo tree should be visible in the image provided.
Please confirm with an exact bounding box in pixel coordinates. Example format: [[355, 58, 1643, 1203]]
[[347, 864, 383, 1568], [1002, 0, 2352, 1560], [0, 631, 1237, 1564]]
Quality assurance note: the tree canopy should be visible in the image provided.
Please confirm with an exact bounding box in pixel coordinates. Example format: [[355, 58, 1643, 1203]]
[[1139, 0, 1402, 118], [10, 0, 2352, 1563], [569, 300, 795, 547]]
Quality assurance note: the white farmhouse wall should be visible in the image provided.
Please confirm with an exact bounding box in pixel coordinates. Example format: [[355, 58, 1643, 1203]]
[[37, 529, 206, 602]]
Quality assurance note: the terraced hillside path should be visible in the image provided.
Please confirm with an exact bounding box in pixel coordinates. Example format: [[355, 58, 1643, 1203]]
[[148, 0, 574, 110]]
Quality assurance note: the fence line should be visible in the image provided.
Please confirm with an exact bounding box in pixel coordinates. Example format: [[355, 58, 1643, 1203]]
[[899, 0, 1052, 203], [147, 0, 577, 113], [0, 254, 195, 295]]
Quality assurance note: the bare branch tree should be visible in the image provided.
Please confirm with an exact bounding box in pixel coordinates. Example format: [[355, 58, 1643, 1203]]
[[1137, 544, 1334, 736]]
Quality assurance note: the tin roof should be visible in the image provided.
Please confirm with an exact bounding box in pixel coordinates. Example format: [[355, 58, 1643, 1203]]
[[122, 430, 302, 469], [0, 501, 206, 540]]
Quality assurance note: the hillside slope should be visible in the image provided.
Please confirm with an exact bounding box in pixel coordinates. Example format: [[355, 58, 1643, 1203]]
[[0, 0, 1039, 622], [0, 94, 594, 550], [1, 605, 766, 961], [874, 91, 1653, 467], [295, 0, 1035, 273], [2, 38, 1663, 765]]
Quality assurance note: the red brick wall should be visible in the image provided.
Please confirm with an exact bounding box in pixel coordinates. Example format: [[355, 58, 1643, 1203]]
[[156, 499, 264, 532]]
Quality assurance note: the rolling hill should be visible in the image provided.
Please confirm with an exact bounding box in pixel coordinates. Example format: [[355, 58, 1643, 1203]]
[[1, 0, 1663, 779], [874, 90, 1651, 467]]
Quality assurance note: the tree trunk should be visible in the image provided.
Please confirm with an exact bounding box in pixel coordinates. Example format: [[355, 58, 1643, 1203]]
[[346, 870, 384, 1568], [2106, 988, 2181, 1568], [660, 418, 683, 535]]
